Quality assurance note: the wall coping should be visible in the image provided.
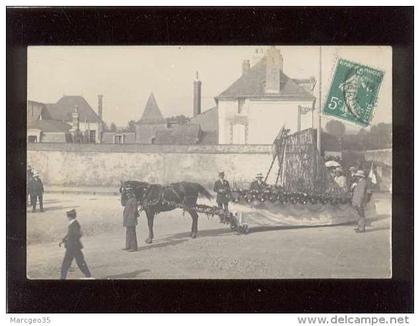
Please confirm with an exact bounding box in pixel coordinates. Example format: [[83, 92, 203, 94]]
[[27, 143, 273, 154]]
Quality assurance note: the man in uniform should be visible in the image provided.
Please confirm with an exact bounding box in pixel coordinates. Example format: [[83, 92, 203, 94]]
[[214, 172, 231, 221], [26, 165, 33, 206], [59, 209, 92, 279], [352, 170, 368, 233], [30, 171, 44, 212], [123, 191, 138, 252], [250, 173, 268, 191]]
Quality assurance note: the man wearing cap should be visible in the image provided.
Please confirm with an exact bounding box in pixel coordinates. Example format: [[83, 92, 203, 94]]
[[30, 171, 44, 212], [250, 173, 268, 191], [214, 172, 231, 214], [352, 170, 368, 233], [123, 191, 138, 252], [59, 209, 92, 279]]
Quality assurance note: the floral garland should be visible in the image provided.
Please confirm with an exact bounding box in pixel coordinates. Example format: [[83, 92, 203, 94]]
[[230, 188, 352, 206]]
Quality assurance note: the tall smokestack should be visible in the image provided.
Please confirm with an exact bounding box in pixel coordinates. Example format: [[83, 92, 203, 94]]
[[97, 94, 103, 120], [242, 59, 250, 75], [193, 71, 201, 117]]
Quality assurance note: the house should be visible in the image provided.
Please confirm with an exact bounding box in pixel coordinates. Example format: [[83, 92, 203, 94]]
[[216, 46, 316, 144], [189, 106, 218, 144], [27, 119, 72, 143], [45, 95, 104, 143], [101, 131, 136, 144], [134, 93, 203, 145], [135, 93, 168, 144], [27, 95, 104, 143]]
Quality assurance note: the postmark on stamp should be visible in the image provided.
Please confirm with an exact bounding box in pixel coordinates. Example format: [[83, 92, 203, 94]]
[[323, 58, 384, 127]]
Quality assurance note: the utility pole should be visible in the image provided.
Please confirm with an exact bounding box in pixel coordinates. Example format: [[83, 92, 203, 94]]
[[317, 46, 322, 152]]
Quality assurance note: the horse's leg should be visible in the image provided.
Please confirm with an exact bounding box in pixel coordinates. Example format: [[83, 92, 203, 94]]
[[145, 210, 154, 244], [188, 209, 199, 239]]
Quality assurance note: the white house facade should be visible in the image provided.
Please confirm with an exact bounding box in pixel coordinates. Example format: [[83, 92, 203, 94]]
[[216, 47, 316, 145]]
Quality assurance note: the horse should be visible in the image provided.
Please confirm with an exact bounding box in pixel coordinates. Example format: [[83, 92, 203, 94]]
[[119, 180, 213, 243]]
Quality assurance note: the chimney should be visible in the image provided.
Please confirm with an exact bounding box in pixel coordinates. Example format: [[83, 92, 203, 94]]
[[97, 94, 103, 120], [265, 46, 283, 94], [193, 71, 201, 117], [72, 105, 80, 130], [242, 59, 250, 75]]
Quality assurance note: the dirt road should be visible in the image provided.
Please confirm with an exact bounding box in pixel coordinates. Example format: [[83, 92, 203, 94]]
[[27, 192, 391, 279]]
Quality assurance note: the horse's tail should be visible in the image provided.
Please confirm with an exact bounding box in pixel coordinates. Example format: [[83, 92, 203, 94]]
[[196, 184, 213, 200]]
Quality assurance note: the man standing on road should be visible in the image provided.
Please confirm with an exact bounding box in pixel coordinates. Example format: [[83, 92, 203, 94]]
[[123, 191, 138, 252], [250, 173, 268, 191], [352, 170, 368, 233], [59, 209, 92, 279], [30, 171, 44, 212], [26, 165, 33, 206], [214, 172, 231, 222]]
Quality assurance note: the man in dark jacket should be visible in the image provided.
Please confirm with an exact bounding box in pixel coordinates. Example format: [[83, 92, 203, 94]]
[[352, 170, 368, 233], [30, 172, 44, 212], [123, 191, 138, 252], [59, 209, 92, 279], [214, 172, 231, 212], [26, 165, 33, 206], [250, 173, 268, 191]]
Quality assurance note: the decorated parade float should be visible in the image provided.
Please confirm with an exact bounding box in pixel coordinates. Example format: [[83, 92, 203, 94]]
[[217, 126, 376, 233]]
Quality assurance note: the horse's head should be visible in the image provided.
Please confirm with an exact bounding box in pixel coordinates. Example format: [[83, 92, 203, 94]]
[[119, 180, 150, 207]]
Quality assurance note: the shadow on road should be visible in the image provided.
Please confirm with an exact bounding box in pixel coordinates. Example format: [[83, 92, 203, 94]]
[[27, 205, 81, 213], [103, 269, 151, 279], [162, 227, 233, 241]]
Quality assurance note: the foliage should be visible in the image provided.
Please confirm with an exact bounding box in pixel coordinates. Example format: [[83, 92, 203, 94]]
[[120, 120, 136, 132], [109, 122, 117, 132], [341, 123, 392, 150], [325, 120, 346, 138], [166, 115, 190, 125]]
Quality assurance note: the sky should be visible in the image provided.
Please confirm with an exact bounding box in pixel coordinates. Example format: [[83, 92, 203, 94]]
[[28, 46, 392, 129]]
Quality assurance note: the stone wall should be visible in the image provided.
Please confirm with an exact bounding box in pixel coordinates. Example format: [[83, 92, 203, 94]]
[[27, 143, 274, 188]]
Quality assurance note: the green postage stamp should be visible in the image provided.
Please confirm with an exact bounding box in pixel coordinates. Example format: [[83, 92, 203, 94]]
[[323, 58, 384, 127]]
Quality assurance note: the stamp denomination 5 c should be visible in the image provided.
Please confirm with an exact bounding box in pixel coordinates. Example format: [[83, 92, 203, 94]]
[[323, 58, 384, 127]]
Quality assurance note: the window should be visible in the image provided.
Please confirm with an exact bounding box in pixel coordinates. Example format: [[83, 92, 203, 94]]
[[114, 135, 124, 144], [28, 136, 38, 143], [89, 130, 96, 143], [232, 124, 246, 144], [238, 98, 245, 114]]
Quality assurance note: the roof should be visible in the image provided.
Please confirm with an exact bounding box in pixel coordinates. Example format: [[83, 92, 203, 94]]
[[135, 124, 167, 144], [27, 100, 52, 123], [189, 106, 218, 132], [216, 57, 315, 101], [45, 96, 102, 123], [138, 93, 166, 124], [154, 124, 201, 145], [27, 119, 72, 132]]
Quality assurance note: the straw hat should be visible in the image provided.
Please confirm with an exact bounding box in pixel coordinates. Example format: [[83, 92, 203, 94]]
[[256, 173, 264, 179], [354, 170, 365, 178]]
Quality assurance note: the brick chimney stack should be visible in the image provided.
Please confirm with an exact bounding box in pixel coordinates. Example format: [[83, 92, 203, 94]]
[[97, 94, 103, 120], [242, 60, 251, 75], [193, 71, 201, 117], [265, 46, 283, 94]]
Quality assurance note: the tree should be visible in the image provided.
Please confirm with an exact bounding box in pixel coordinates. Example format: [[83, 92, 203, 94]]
[[325, 120, 346, 138], [166, 115, 190, 125], [325, 120, 346, 151], [121, 120, 136, 132], [109, 122, 117, 132]]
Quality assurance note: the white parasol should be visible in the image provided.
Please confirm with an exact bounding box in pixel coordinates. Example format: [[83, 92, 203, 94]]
[[325, 160, 341, 168]]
